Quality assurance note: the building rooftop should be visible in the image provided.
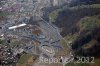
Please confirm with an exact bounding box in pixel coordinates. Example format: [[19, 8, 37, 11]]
[[8, 23, 27, 30]]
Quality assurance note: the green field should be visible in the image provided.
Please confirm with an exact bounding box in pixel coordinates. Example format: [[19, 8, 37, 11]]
[[79, 15, 100, 31], [0, 12, 14, 17], [18, 54, 32, 64], [65, 63, 90, 66]]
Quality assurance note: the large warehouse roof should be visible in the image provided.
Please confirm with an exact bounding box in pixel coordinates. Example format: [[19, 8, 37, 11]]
[[8, 23, 27, 30]]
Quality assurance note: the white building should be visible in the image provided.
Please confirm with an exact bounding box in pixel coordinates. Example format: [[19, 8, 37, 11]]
[[8, 23, 27, 30]]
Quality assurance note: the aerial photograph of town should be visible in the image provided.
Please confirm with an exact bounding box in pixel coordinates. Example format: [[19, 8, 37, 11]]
[[0, 0, 100, 66]]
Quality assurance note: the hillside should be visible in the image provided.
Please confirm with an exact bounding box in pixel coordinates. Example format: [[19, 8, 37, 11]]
[[49, 3, 100, 66], [49, 4, 100, 37]]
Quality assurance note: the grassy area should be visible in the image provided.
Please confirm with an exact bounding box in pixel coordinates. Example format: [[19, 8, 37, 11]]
[[64, 33, 79, 43], [65, 63, 74, 66], [70, 4, 100, 10], [0, 39, 5, 45], [79, 15, 100, 31], [56, 33, 78, 56], [18, 54, 32, 64], [0, 12, 14, 17], [55, 39, 70, 56], [89, 58, 100, 66], [82, 39, 98, 49], [65, 63, 90, 66], [10, 39, 22, 48], [49, 9, 62, 22]]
